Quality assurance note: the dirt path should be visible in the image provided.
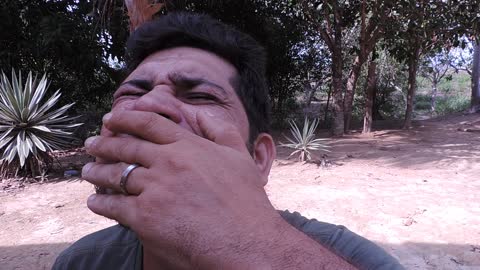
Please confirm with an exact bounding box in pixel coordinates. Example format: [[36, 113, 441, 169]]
[[1, 114, 479, 270]]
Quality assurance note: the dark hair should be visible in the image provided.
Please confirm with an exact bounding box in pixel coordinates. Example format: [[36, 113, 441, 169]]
[[125, 12, 270, 144]]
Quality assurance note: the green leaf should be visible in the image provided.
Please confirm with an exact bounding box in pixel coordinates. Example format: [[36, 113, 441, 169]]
[[280, 117, 330, 161], [32, 126, 52, 132], [30, 133, 46, 152], [0, 135, 14, 150], [0, 70, 82, 174]]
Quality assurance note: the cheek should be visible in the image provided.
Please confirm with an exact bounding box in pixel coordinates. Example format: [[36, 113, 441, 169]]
[[179, 105, 205, 136], [179, 105, 227, 135], [181, 104, 249, 141]]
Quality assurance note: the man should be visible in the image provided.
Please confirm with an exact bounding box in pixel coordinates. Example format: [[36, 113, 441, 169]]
[[53, 12, 404, 270]]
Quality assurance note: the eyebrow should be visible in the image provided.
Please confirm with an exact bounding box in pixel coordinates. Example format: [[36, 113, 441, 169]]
[[120, 73, 228, 94], [168, 72, 227, 95]]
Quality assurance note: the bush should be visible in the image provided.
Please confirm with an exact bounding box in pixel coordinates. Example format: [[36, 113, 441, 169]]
[[280, 117, 330, 162], [415, 94, 432, 111], [435, 95, 470, 115], [0, 70, 82, 179]]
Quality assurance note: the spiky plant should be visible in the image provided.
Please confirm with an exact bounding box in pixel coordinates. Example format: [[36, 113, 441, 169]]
[[0, 70, 81, 178], [281, 117, 330, 162]]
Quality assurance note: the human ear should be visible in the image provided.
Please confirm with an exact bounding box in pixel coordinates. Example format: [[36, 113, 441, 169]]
[[252, 133, 276, 186]]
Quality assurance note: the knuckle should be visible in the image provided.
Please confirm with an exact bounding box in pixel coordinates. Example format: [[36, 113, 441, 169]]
[[140, 113, 158, 134], [115, 140, 132, 158], [135, 199, 152, 227], [165, 156, 188, 172], [108, 164, 122, 187], [130, 144, 142, 162], [106, 197, 117, 215], [112, 110, 129, 126], [172, 130, 185, 142]]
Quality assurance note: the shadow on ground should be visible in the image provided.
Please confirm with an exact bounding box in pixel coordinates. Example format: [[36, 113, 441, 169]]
[[276, 114, 480, 170], [381, 242, 480, 270], [0, 243, 69, 270]]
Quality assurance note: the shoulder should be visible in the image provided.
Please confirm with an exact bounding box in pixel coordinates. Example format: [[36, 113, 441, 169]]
[[52, 224, 142, 270], [279, 210, 405, 270]]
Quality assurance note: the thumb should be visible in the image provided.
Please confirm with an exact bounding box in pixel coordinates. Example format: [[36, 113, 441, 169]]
[[197, 111, 249, 154]]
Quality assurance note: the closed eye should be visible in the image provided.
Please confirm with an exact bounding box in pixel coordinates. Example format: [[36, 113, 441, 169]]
[[112, 88, 147, 107], [114, 79, 153, 100], [186, 93, 217, 100], [181, 91, 225, 105], [114, 88, 146, 100]]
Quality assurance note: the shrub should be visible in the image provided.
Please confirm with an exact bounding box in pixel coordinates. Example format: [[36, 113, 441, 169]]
[[414, 94, 432, 111], [280, 117, 330, 162], [0, 70, 82, 179], [435, 95, 470, 115]]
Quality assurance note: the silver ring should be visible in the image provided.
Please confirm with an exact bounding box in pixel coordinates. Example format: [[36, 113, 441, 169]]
[[120, 164, 140, 195]]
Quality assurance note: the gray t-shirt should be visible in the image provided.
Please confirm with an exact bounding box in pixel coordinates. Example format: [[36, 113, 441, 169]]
[[52, 211, 404, 270]]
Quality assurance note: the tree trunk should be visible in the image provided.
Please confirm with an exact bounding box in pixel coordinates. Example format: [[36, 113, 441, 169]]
[[372, 90, 382, 120], [404, 46, 421, 129], [324, 85, 332, 124], [305, 84, 319, 107], [344, 56, 363, 133], [431, 81, 438, 112], [363, 57, 377, 133], [277, 90, 286, 112], [330, 24, 344, 136], [331, 47, 345, 136], [472, 41, 480, 112]]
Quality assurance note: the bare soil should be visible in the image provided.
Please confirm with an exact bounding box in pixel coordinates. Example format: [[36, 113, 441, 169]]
[[1, 113, 479, 270]]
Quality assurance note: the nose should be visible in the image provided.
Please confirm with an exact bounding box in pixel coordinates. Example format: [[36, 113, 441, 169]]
[[133, 85, 183, 124]]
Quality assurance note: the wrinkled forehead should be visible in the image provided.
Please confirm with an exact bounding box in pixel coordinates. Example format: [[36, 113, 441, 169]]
[[129, 47, 238, 84]]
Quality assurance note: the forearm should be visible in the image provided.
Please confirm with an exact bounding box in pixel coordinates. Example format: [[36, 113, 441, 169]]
[[197, 215, 357, 270], [268, 223, 358, 270]]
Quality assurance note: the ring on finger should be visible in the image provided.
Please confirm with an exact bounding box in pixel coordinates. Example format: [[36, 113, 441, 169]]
[[120, 163, 140, 195]]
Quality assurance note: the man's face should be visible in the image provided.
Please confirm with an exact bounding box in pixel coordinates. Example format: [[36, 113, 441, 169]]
[[104, 47, 250, 141]]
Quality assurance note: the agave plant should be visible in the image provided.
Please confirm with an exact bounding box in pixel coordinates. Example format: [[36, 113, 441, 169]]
[[281, 117, 330, 162], [0, 70, 81, 178]]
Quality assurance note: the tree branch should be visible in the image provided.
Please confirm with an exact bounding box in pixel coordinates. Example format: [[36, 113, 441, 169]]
[[300, 0, 334, 51], [319, 27, 334, 51]]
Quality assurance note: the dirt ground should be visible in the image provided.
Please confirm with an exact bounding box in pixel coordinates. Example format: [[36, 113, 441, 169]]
[[0, 113, 479, 270]]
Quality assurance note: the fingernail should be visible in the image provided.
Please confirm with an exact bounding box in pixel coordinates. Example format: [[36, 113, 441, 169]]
[[103, 113, 113, 123], [84, 136, 98, 149], [87, 194, 97, 205], [82, 163, 93, 178]]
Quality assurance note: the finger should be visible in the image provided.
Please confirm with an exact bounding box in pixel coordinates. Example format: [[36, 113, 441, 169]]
[[82, 162, 147, 195], [87, 194, 136, 227], [102, 111, 188, 145], [96, 125, 139, 164], [197, 111, 249, 154], [84, 136, 157, 167]]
